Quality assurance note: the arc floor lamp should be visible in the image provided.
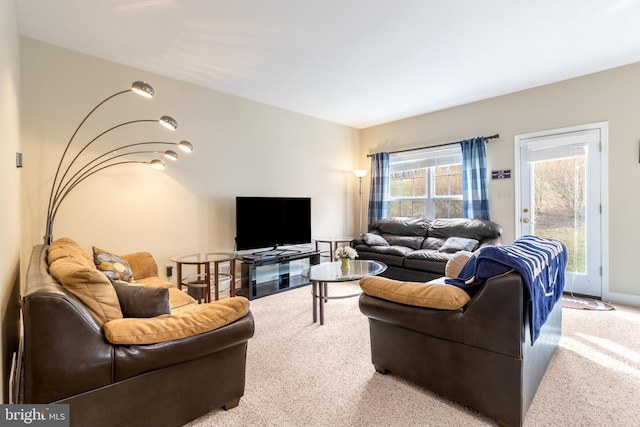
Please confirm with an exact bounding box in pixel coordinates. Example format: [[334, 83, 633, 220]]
[[44, 81, 194, 244]]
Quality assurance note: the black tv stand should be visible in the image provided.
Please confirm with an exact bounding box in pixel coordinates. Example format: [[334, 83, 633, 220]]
[[255, 248, 284, 257], [242, 246, 314, 261], [237, 250, 320, 300]]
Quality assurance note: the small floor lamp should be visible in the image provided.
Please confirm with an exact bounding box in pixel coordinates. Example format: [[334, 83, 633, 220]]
[[352, 169, 369, 236]]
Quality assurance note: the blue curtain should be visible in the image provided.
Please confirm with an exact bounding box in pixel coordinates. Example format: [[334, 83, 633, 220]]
[[461, 137, 491, 220], [367, 152, 389, 230]]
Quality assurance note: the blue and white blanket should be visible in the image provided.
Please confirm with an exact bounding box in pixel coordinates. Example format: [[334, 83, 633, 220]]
[[445, 235, 567, 343]]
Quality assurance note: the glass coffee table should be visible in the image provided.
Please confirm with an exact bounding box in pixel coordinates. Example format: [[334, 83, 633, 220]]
[[309, 260, 387, 325]]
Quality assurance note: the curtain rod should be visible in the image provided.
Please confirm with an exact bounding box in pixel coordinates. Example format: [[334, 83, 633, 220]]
[[366, 133, 499, 157]]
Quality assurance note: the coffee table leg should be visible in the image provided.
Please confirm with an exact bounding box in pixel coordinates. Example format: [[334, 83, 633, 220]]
[[319, 281, 325, 325], [312, 281, 318, 323]]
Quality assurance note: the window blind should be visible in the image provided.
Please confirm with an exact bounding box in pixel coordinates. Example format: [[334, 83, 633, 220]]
[[525, 129, 598, 163]]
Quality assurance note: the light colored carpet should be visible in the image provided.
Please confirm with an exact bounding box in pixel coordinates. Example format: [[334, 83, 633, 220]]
[[187, 282, 640, 427]]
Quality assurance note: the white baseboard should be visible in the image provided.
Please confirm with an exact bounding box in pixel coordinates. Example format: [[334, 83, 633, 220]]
[[604, 291, 640, 307]]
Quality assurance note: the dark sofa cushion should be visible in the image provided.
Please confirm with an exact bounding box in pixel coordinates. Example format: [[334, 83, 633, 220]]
[[112, 281, 171, 318], [371, 217, 431, 236], [421, 237, 446, 250], [363, 233, 389, 246], [428, 218, 503, 241], [383, 234, 424, 250], [354, 244, 413, 267], [404, 249, 452, 274]]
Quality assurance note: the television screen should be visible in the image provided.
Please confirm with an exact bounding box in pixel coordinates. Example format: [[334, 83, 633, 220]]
[[235, 197, 311, 251]]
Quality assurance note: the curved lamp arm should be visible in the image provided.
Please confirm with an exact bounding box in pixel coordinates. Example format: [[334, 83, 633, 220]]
[[49, 116, 178, 221], [47, 159, 164, 243], [50, 149, 178, 213], [46, 81, 154, 229], [42, 80, 192, 244], [49, 140, 191, 215]]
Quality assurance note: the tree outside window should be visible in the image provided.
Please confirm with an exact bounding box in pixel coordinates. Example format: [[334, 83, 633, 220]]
[[389, 160, 463, 218]]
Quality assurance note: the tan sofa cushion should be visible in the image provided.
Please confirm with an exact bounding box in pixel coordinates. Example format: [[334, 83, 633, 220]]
[[48, 237, 94, 268], [103, 296, 250, 345], [135, 277, 197, 310], [360, 276, 470, 310], [48, 238, 123, 324], [121, 251, 159, 279]]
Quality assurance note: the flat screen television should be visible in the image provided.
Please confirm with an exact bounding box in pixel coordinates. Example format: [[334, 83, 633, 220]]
[[235, 197, 312, 251]]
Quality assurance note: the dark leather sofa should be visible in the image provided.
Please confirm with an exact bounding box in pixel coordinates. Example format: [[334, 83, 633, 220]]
[[358, 270, 562, 427], [352, 217, 503, 282], [23, 243, 255, 427]]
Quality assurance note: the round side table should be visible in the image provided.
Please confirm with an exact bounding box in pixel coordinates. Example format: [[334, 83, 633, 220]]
[[171, 252, 236, 303], [314, 236, 354, 261]]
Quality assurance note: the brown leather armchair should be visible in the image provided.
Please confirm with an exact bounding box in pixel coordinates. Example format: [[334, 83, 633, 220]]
[[359, 271, 562, 427], [23, 244, 254, 427]]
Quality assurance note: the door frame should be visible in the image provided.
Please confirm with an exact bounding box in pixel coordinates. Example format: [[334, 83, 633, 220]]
[[514, 122, 609, 299]]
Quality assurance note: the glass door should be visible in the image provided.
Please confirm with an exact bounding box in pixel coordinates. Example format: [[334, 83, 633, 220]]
[[517, 126, 603, 297]]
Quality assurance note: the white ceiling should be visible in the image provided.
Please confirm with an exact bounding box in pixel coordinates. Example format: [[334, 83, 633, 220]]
[[16, 0, 640, 129]]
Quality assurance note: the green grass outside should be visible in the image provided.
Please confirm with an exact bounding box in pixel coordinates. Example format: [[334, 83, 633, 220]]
[[536, 227, 586, 273]]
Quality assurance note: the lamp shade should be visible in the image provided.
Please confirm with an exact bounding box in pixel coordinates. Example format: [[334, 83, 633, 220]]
[[131, 81, 154, 98], [163, 150, 178, 161], [150, 159, 166, 170], [352, 169, 369, 178], [160, 116, 178, 131], [178, 140, 193, 152]]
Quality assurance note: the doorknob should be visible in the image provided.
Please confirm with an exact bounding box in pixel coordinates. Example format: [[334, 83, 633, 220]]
[[522, 218, 530, 223], [523, 208, 529, 213]]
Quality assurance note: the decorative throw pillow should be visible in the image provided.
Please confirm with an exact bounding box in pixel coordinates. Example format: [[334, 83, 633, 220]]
[[360, 276, 470, 310], [445, 250, 474, 278], [438, 237, 479, 253], [111, 281, 171, 318], [93, 246, 134, 282], [363, 233, 389, 247]]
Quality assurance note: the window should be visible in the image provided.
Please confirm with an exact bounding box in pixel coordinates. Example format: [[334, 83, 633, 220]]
[[389, 145, 463, 218]]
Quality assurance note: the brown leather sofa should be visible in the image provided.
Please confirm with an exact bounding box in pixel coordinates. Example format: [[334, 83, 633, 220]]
[[352, 217, 503, 282], [23, 242, 255, 427], [358, 271, 562, 427]]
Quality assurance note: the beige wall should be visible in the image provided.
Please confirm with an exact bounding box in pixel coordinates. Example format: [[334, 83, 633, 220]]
[[20, 38, 359, 280], [359, 63, 640, 304], [17, 30, 640, 321], [1, 0, 22, 403]]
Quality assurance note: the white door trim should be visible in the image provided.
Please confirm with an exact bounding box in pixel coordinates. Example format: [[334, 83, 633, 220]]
[[514, 122, 609, 300]]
